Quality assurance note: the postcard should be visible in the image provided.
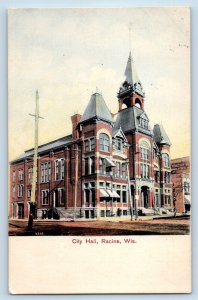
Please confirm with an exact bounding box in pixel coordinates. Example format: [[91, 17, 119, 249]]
[[8, 7, 191, 294]]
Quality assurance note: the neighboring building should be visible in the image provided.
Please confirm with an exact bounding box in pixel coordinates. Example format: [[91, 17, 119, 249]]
[[171, 157, 191, 213], [9, 52, 173, 220]]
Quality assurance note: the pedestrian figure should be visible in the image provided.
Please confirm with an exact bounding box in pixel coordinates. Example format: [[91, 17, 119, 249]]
[[28, 213, 34, 230]]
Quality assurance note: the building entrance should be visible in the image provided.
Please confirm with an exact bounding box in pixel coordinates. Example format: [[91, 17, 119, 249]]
[[141, 186, 149, 208], [17, 203, 24, 219]]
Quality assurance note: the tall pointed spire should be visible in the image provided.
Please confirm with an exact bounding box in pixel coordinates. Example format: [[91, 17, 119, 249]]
[[118, 51, 144, 98], [124, 51, 140, 86]]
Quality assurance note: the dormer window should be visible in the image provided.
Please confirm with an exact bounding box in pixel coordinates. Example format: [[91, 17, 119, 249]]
[[139, 117, 148, 129], [114, 138, 122, 152]]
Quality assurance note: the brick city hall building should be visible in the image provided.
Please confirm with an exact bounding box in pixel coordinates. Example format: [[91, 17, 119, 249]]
[[10, 52, 173, 220]]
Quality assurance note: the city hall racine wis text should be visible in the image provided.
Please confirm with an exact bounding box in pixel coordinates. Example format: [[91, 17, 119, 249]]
[[9, 52, 173, 220]]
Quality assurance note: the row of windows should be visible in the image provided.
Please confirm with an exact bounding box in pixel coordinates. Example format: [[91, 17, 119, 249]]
[[12, 170, 24, 182], [13, 159, 65, 185], [85, 134, 111, 153], [99, 159, 127, 178], [140, 164, 150, 179], [140, 147, 150, 160], [12, 152, 170, 183], [85, 157, 95, 175], [84, 138, 95, 152], [41, 162, 51, 183], [100, 190, 127, 203], [41, 188, 65, 205], [154, 171, 171, 183], [85, 135, 125, 154], [139, 118, 148, 129]]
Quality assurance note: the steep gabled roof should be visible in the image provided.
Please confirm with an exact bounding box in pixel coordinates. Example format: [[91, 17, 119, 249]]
[[80, 92, 112, 124], [153, 124, 171, 146], [112, 127, 128, 142]]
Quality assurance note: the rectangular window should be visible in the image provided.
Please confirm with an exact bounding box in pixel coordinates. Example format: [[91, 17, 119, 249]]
[[90, 157, 95, 174], [164, 172, 171, 183], [184, 182, 190, 194], [122, 190, 127, 203], [85, 158, 89, 175], [122, 163, 126, 178], [55, 160, 59, 180], [60, 189, 65, 205], [123, 210, 128, 216], [41, 164, 44, 183], [117, 190, 121, 202], [116, 162, 120, 178], [140, 148, 150, 160], [45, 163, 48, 182], [99, 158, 105, 174], [18, 184, 24, 197], [91, 189, 95, 204], [141, 163, 150, 179], [28, 167, 33, 184], [114, 139, 122, 151], [106, 210, 111, 217], [139, 118, 148, 129], [90, 138, 95, 151], [18, 169, 24, 181], [85, 140, 89, 152], [42, 190, 49, 205], [165, 195, 171, 205], [100, 210, 105, 217], [48, 162, 51, 181], [85, 189, 90, 205], [61, 159, 65, 179], [146, 165, 149, 179]]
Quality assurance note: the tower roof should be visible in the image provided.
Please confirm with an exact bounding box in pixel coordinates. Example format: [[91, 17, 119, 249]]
[[113, 106, 152, 136], [118, 52, 144, 97], [153, 124, 171, 146], [124, 51, 140, 85], [80, 92, 113, 124]]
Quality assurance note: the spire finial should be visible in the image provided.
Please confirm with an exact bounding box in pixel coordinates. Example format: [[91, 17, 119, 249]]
[[128, 22, 132, 53]]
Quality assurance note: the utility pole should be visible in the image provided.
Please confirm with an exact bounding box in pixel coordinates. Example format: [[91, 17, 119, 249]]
[[28, 90, 44, 229]]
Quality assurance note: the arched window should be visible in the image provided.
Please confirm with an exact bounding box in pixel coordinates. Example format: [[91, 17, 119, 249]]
[[99, 133, 110, 152], [135, 98, 141, 108], [140, 141, 150, 160], [162, 153, 169, 167]]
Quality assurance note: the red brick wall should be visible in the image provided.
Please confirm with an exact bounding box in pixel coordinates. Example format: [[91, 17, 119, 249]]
[[171, 156, 190, 213]]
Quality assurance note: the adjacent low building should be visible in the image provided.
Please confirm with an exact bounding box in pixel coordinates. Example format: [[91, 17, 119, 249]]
[[9, 52, 173, 220], [171, 156, 191, 213]]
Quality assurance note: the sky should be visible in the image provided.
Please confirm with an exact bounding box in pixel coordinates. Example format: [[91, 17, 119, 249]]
[[8, 7, 190, 161]]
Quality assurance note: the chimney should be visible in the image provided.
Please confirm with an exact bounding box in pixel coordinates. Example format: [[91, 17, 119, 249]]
[[71, 114, 81, 140]]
